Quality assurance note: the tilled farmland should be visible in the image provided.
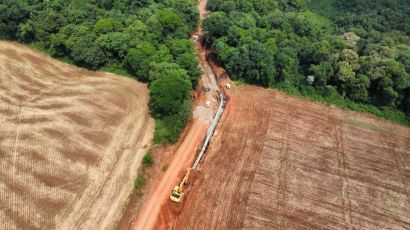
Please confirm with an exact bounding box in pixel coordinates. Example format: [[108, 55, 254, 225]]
[[0, 41, 154, 229], [176, 86, 410, 230]]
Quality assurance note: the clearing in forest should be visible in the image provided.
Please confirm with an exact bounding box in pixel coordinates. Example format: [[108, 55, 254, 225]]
[[176, 85, 410, 230]]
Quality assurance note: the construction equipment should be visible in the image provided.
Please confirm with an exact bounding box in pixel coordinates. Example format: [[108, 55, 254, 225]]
[[170, 171, 190, 203]]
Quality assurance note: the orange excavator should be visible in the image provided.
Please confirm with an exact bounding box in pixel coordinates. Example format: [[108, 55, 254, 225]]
[[169, 170, 190, 203]]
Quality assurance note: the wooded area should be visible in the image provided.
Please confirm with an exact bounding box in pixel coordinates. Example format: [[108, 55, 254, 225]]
[[1, 0, 409, 127], [0, 0, 200, 143], [204, 0, 410, 124]]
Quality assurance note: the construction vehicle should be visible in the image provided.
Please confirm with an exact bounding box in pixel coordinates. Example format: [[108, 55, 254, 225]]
[[170, 171, 190, 203]]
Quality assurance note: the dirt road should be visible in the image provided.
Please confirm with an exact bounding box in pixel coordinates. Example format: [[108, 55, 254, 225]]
[[129, 57, 218, 229], [130, 120, 206, 230], [0, 41, 154, 229], [128, 1, 220, 229], [176, 86, 410, 229]]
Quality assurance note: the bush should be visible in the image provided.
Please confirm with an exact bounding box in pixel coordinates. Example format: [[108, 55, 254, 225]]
[[154, 100, 192, 144], [142, 152, 154, 168], [162, 164, 169, 172], [134, 175, 145, 194]]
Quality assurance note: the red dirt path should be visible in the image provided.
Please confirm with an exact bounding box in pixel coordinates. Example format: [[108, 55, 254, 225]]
[[130, 120, 206, 230], [125, 1, 216, 229]]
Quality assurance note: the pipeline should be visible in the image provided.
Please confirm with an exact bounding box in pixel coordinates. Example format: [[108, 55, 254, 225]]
[[192, 90, 225, 169]]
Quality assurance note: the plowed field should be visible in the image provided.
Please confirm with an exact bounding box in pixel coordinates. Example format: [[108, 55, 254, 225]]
[[176, 86, 410, 229], [0, 41, 154, 229]]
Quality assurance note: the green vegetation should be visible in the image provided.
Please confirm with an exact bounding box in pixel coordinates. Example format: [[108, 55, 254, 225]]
[[204, 0, 410, 125], [142, 152, 154, 168], [134, 150, 156, 196], [153, 100, 192, 144], [162, 164, 169, 172], [0, 0, 201, 143], [347, 119, 394, 136], [134, 175, 146, 196]]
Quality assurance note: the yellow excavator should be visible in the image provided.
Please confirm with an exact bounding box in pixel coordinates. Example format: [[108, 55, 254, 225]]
[[170, 170, 190, 203]]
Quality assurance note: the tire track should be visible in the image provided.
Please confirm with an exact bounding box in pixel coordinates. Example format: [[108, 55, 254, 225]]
[[382, 136, 410, 201], [275, 102, 293, 230], [334, 123, 354, 230]]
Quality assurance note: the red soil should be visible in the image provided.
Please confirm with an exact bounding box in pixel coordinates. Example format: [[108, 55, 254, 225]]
[[176, 86, 410, 230]]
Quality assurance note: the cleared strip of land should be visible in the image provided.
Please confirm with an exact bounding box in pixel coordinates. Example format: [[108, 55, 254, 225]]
[[176, 85, 410, 230]]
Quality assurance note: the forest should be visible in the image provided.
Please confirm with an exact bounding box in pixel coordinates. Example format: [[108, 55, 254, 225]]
[[1, 0, 409, 129], [204, 0, 410, 124], [0, 0, 200, 143]]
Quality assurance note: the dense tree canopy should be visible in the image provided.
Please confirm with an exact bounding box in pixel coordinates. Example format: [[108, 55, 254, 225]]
[[0, 0, 201, 143], [204, 0, 410, 123]]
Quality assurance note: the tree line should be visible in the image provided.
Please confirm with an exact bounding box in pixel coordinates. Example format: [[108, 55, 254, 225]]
[[204, 0, 410, 124], [0, 0, 201, 143]]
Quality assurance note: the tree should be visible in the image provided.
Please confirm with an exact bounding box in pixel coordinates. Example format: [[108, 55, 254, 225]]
[[148, 62, 189, 82], [301, 40, 332, 65], [275, 46, 299, 82], [309, 61, 334, 86], [336, 61, 355, 83], [345, 74, 370, 102], [166, 39, 201, 87], [124, 42, 157, 81], [384, 60, 408, 91], [93, 18, 123, 34], [96, 32, 130, 60], [0, 0, 29, 39], [147, 10, 189, 41], [253, 0, 278, 15], [203, 12, 232, 42], [50, 32, 68, 56], [227, 41, 275, 86], [150, 74, 191, 117], [213, 37, 236, 63], [125, 20, 148, 41], [164, 0, 199, 32]]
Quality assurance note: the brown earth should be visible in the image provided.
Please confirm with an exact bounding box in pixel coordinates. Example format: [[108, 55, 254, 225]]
[[175, 85, 410, 229], [121, 1, 218, 228], [0, 41, 154, 230]]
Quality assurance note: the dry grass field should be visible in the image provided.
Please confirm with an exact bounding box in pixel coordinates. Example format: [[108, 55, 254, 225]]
[[0, 41, 153, 229], [176, 86, 410, 229]]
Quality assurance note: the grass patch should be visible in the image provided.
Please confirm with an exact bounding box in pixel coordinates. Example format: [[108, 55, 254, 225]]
[[99, 64, 133, 77], [133, 150, 155, 196], [273, 84, 410, 127], [134, 175, 146, 197], [142, 152, 154, 168], [347, 119, 395, 135], [232, 80, 248, 93], [162, 164, 169, 172]]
